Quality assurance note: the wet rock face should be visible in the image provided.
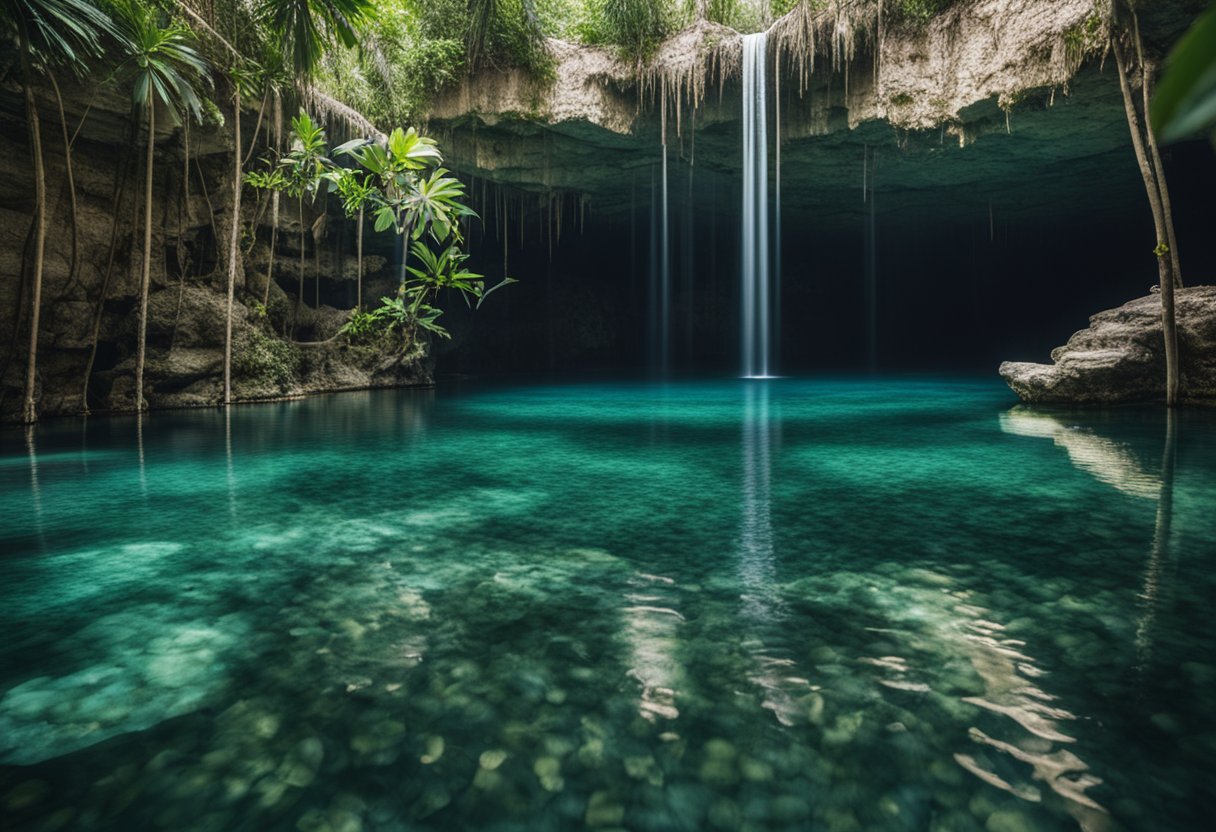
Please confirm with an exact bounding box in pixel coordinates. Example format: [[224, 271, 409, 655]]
[[0, 82, 427, 421], [999, 285, 1216, 405]]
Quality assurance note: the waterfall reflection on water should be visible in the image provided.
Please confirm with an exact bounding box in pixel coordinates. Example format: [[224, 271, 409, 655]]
[[738, 382, 807, 726]]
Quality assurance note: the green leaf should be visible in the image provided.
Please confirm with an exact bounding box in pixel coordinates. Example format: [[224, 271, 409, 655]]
[[477, 277, 518, 310], [1152, 6, 1216, 143]]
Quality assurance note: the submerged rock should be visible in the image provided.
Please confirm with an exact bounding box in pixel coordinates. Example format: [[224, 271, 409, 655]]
[[999, 285, 1216, 405]]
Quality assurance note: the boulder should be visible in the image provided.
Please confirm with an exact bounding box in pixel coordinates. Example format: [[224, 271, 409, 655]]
[[999, 285, 1216, 405]]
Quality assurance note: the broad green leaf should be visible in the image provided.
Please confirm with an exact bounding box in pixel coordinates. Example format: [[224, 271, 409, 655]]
[[1153, 6, 1216, 142]]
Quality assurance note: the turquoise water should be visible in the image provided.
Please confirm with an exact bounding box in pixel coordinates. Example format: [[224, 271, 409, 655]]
[[1, 378, 1215, 831]]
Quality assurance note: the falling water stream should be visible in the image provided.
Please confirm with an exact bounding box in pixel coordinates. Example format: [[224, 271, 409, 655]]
[[741, 32, 773, 379]]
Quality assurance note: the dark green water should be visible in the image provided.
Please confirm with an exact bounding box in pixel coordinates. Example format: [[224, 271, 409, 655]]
[[1, 378, 1214, 832]]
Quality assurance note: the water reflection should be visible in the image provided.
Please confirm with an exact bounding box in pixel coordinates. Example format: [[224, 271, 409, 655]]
[[1136, 410, 1177, 672], [26, 425, 45, 552], [999, 407, 1160, 499], [999, 406, 1182, 674], [624, 571, 684, 722], [225, 407, 236, 519], [738, 382, 806, 726], [2, 382, 1213, 831], [136, 411, 148, 501], [950, 596, 1108, 821]]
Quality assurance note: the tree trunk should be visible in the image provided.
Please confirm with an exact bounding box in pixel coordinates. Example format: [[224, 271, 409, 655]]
[[82, 124, 135, 414], [49, 74, 80, 292], [356, 205, 363, 310], [1131, 11, 1183, 288], [263, 90, 281, 307], [134, 96, 155, 412], [1113, 33, 1179, 406], [243, 89, 267, 166], [224, 90, 241, 406], [296, 197, 305, 331], [19, 44, 46, 425]]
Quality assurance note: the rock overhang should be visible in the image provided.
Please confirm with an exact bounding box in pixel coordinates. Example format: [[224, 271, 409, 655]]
[[424, 0, 1206, 231]]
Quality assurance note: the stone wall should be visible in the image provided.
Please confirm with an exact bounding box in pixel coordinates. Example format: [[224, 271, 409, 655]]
[[0, 79, 428, 422]]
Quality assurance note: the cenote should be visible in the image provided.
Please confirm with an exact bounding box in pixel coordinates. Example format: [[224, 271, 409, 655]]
[[1, 380, 1214, 831], [3, 0, 1216, 831]]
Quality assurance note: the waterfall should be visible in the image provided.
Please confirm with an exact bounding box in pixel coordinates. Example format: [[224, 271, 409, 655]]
[[741, 32, 773, 379]]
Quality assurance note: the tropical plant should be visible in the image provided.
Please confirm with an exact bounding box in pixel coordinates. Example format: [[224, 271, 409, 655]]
[[578, 0, 677, 63], [334, 126, 514, 340], [396, 241, 513, 340], [112, 0, 212, 411], [246, 111, 331, 331], [256, 0, 377, 79], [1, 0, 112, 423], [338, 307, 383, 341], [466, 0, 549, 72], [323, 161, 378, 310], [1152, 3, 1216, 145]]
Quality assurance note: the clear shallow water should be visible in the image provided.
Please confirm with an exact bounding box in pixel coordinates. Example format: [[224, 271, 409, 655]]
[[1, 378, 1215, 832]]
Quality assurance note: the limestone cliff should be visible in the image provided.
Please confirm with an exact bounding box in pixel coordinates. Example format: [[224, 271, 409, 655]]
[[0, 79, 428, 422], [426, 0, 1203, 226]]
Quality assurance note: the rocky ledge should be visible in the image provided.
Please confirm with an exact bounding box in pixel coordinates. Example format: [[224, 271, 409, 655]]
[[999, 285, 1216, 405]]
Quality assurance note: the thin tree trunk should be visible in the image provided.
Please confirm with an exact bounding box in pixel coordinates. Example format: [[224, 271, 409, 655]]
[[49, 74, 80, 292], [19, 45, 46, 424], [134, 97, 155, 412], [172, 119, 190, 348], [265, 189, 279, 306], [1113, 33, 1179, 406], [294, 196, 304, 335], [243, 89, 267, 167], [82, 124, 135, 414], [224, 89, 241, 405], [312, 213, 325, 309], [1, 217, 36, 407], [1132, 11, 1183, 289], [356, 205, 363, 311], [263, 90, 281, 307]]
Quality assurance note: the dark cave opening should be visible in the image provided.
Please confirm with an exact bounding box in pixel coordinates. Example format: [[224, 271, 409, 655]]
[[438, 138, 1216, 378]]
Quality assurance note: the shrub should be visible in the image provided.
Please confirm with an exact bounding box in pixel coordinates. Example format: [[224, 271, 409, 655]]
[[235, 329, 300, 389]]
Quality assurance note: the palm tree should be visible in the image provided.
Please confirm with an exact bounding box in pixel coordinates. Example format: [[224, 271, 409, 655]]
[[112, 0, 211, 411], [282, 111, 329, 331], [256, 0, 375, 79], [326, 150, 378, 310], [251, 0, 374, 326], [1, 0, 111, 423]]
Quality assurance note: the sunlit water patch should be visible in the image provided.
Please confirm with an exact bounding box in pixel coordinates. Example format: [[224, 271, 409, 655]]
[[2, 379, 1215, 831]]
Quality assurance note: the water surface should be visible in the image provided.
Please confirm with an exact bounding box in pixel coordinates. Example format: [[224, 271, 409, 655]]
[[2, 378, 1215, 831]]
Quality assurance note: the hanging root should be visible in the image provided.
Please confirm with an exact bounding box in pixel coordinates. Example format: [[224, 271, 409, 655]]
[[636, 20, 742, 129]]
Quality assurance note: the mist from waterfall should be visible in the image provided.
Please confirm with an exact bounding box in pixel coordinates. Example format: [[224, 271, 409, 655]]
[[741, 32, 773, 379]]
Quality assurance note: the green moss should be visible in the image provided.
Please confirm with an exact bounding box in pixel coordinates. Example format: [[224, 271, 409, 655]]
[[888, 0, 961, 26], [889, 92, 915, 107], [235, 329, 300, 390], [1064, 12, 1105, 63]]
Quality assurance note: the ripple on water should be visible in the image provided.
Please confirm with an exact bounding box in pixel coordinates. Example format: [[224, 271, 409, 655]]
[[1, 380, 1214, 830]]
